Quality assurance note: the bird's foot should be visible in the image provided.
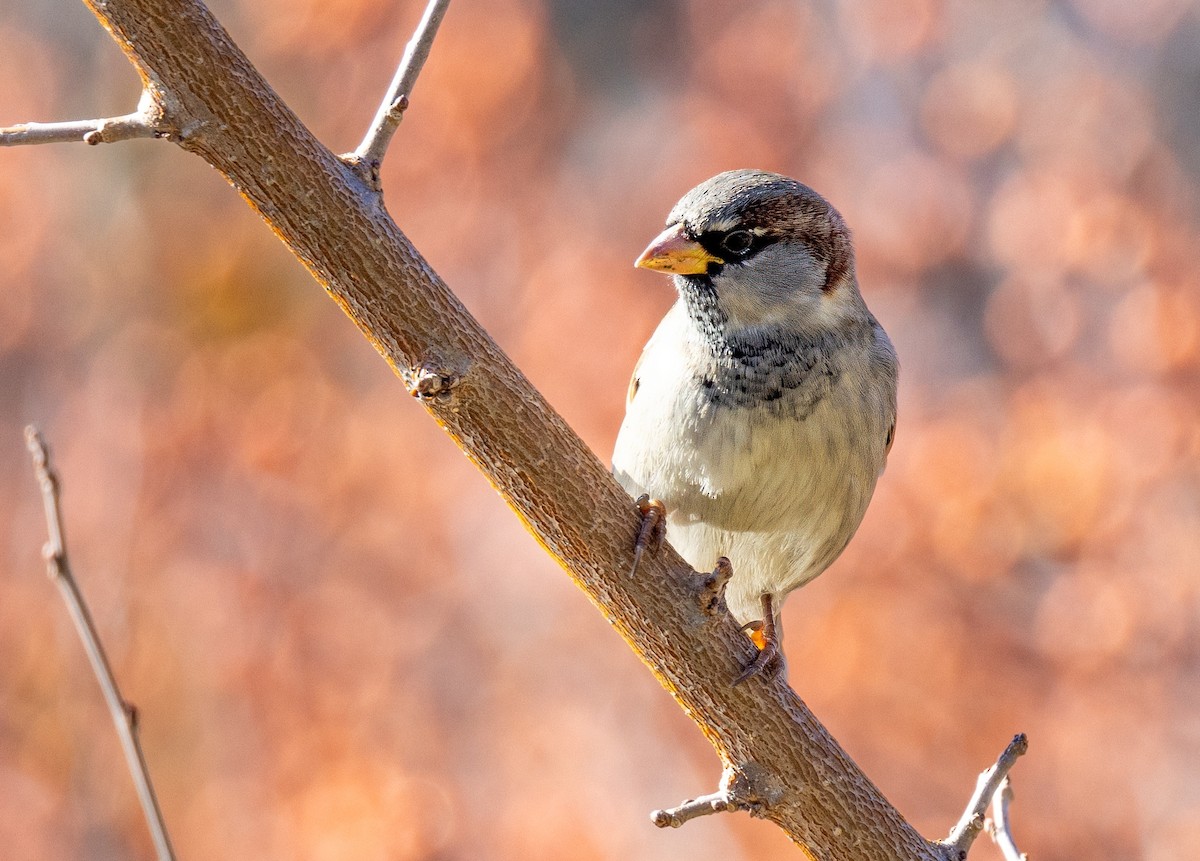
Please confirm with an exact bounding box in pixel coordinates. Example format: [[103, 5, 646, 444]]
[[629, 494, 666, 578], [732, 632, 782, 686], [739, 619, 769, 650], [732, 594, 784, 686], [696, 557, 733, 616]]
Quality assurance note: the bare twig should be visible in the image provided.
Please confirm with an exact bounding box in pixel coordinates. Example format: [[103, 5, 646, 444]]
[[940, 734, 1029, 859], [650, 766, 763, 829], [24, 427, 177, 861], [1, 111, 162, 147], [346, 0, 452, 185], [652, 789, 735, 828], [986, 778, 1029, 861]]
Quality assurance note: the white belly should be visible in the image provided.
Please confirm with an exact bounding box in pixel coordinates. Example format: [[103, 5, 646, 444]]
[[612, 307, 890, 624]]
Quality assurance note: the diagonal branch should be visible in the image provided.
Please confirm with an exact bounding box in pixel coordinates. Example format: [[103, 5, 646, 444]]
[[11, 1, 1029, 858], [51, 1, 938, 856], [24, 427, 178, 861], [345, 0, 452, 187]]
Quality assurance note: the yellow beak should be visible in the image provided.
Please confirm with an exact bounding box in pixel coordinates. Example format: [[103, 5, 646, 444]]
[[634, 224, 723, 274]]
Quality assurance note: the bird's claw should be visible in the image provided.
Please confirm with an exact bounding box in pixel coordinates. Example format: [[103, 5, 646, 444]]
[[732, 637, 783, 686], [629, 494, 666, 578]]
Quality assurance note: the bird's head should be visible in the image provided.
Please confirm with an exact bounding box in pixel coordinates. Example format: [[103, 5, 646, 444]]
[[635, 170, 862, 341]]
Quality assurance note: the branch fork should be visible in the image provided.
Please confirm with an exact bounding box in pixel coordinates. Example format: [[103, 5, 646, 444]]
[[940, 734, 1029, 860], [344, 0, 452, 190], [655, 736, 1030, 861]]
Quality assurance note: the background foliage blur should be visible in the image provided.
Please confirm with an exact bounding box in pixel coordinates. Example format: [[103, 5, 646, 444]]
[[2, 0, 1199, 859]]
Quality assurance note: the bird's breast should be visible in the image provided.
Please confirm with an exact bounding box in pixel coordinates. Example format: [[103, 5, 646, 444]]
[[613, 320, 889, 535]]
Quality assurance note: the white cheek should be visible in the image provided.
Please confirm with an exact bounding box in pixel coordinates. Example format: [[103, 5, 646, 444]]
[[712, 243, 830, 328]]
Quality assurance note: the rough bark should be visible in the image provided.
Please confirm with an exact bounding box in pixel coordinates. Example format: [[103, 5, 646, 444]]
[[63, 1, 951, 857]]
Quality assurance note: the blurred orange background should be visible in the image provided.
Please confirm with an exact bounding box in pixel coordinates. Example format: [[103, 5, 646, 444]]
[[2, 1, 1199, 859]]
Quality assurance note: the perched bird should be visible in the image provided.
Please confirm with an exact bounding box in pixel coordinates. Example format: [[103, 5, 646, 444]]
[[612, 170, 898, 683]]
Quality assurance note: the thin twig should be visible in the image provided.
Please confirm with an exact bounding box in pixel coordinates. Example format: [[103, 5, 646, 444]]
[[986, 778, 1029, 861], [347, 0, 452, 183], [650, 765, 766, 829], [651, 789, 735, 828], [940, 734, 1028, 859], [0, 112, 161, 147], [24, 427, 177, 861]]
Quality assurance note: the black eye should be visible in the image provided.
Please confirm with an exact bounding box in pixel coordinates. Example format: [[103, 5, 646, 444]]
[[720, 229, 754, 257]]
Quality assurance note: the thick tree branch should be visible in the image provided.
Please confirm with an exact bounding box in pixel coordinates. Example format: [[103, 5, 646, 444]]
[[24, 427, 177, 861], [10, 1, 1028, 857], [345, 0, 452, 188]]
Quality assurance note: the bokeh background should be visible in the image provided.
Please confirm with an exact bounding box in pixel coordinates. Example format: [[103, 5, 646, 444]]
[[2, 0, 1199, 858]]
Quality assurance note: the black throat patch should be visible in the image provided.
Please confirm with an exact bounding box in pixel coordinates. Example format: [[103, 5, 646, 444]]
[[677, 276, 860, 417]]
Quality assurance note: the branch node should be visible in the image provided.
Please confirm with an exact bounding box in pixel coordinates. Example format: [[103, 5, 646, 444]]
[[42, 543, 65, 574], [388, 94, 410, 119], [407, 361, 463, 402], [339, 153, 384, 194], [696, 556, 732, 616]]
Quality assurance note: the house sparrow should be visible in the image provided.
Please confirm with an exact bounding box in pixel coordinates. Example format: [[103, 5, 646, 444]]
[[612, 170, 898, 683]]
